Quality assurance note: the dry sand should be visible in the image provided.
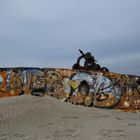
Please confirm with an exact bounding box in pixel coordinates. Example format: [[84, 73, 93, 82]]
[[0, 95, 140, 140]]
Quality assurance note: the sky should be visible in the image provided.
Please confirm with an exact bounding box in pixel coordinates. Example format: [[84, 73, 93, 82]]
[[0, 0, 140, 75]]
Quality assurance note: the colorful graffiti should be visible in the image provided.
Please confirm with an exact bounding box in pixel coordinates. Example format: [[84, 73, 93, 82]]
[[0, 68, 140, 112], [0, 68, 46, 97]]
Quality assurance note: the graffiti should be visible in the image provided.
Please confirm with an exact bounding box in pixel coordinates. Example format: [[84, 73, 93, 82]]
[[0, 68, 46, 97], [66, 72, 122, 108], [0, 75, 3, 85], [0, 70, 7, 97], [0, 67, 140, 112], [45, 71, 61, 93], [22, 69, 46, 96]]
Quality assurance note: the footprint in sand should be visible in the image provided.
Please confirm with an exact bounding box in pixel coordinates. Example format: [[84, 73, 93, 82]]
[[99, 129, 127, 138], [61, 116, 79, 119], [0, 133, 37, 140], [53, 128, 81, 138]]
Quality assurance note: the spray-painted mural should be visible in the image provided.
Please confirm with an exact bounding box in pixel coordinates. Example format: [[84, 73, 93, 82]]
[[0, 68, 140, 112]]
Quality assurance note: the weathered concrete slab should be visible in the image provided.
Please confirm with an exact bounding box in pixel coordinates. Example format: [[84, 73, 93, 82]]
[[0, 67, 140, 112]]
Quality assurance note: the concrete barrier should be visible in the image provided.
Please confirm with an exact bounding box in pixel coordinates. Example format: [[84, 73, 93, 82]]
[[0, 67, 140, 112]]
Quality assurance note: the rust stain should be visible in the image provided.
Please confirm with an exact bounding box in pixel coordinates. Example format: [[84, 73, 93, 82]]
[[0, 68, 140, 112]]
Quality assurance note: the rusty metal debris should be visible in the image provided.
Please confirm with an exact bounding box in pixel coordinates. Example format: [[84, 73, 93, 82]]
[[72, 49, 109, 72], [0, 52, 140, 112]]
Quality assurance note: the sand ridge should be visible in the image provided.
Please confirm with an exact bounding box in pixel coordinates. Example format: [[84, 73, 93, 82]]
[[0, 95, 140, 140]]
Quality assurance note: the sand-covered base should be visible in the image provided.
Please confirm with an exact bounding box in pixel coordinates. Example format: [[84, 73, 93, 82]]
[[0, 95, 140, 140]]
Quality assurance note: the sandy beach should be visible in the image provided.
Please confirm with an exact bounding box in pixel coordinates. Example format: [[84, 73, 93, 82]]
[[0, 95, 140, 140]]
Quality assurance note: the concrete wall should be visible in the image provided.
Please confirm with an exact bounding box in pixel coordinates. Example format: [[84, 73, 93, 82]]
[[0, 68, 140, 111]]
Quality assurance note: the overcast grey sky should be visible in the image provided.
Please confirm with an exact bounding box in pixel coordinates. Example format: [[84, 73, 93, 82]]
[[0, 0, 140, 75]]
